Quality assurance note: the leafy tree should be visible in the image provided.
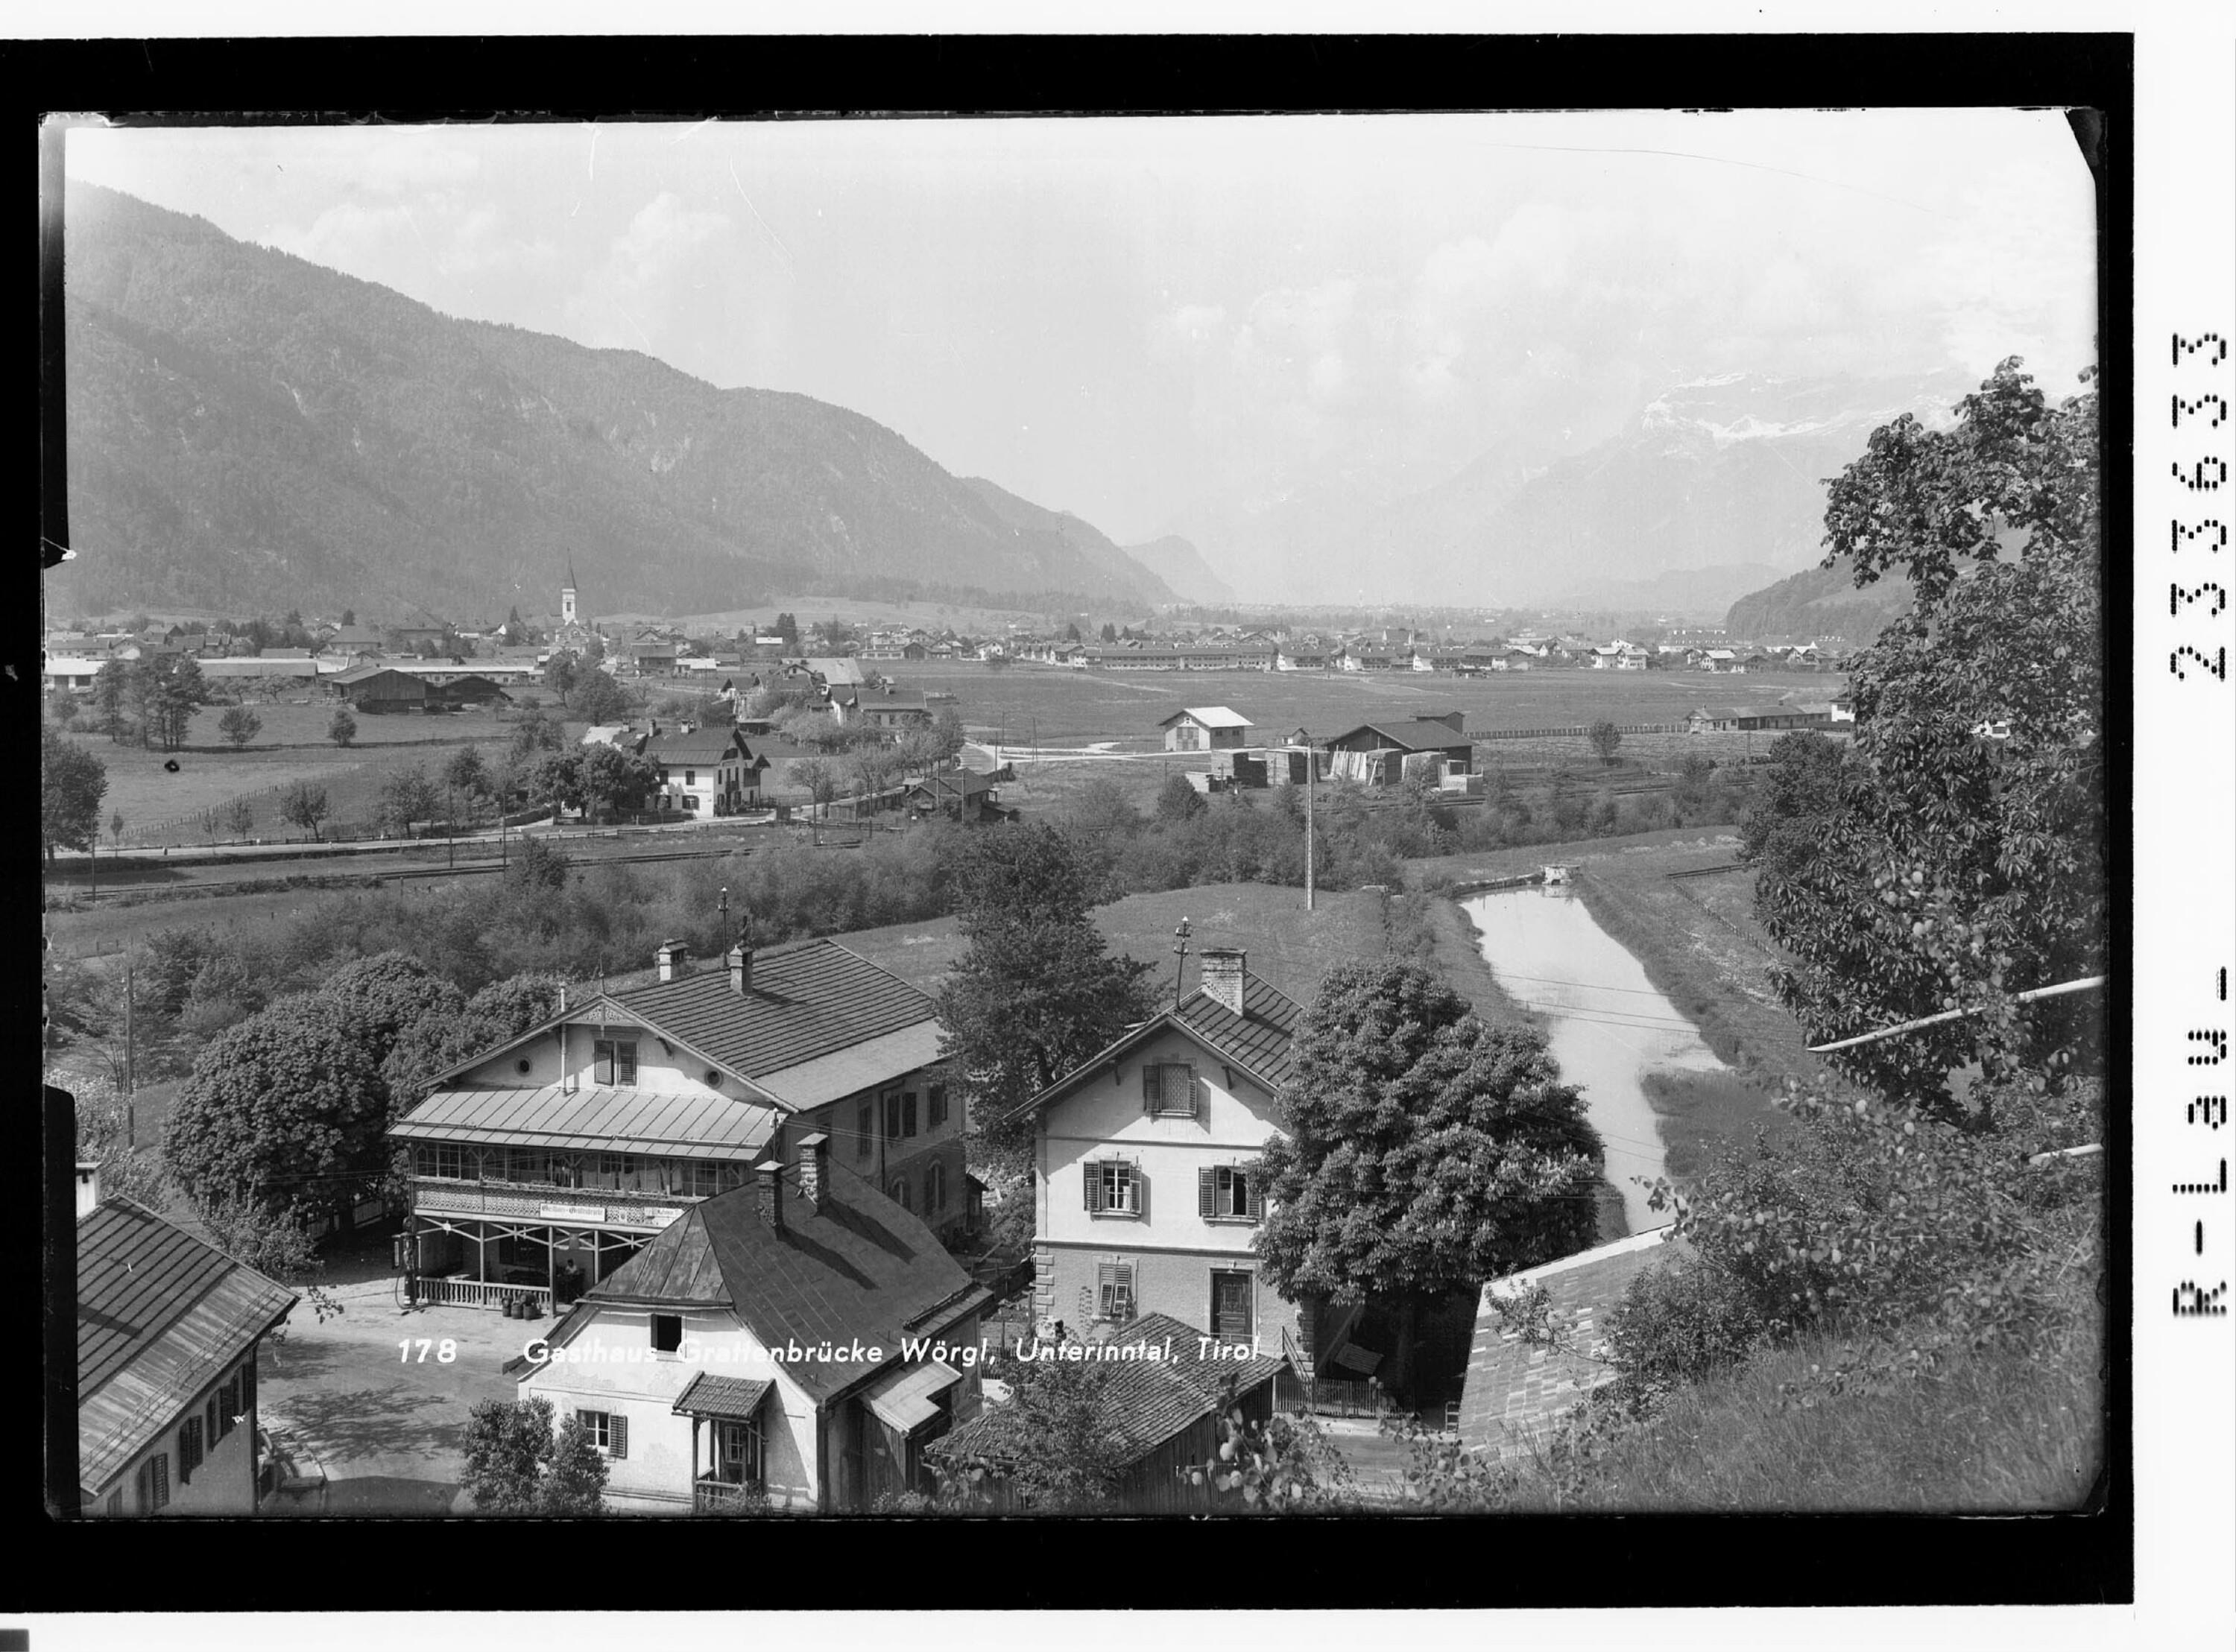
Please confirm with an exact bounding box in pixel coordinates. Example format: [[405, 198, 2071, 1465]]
[[108, 810, 127, 848], [377, 764, 441, 835], [460, 1396, 560, 1514], [543, 651, 581, 699], [324, 951, 466, 1051], [530, 750, 588, 817], [226, 795, 256, 839], [509, 704, 565, 762], [1065, 622, 1082, 642], [41, 727, 107, 861], [92, 659, 133, 741], [67, 1072, 170, 1208], [1178, 1391, 1356, 1512], [772, 612, 799, 648], [930, 706, 967, 764], [578, 743, 660, 819], [280, 782, 331, 841], [926, 1341, 1131, 1511], [566, 667, 633, 725], [543, 1414, 611, 1514], [505, 836, 572, 893], [327, 705, 357, 748], [935, 825, 1157, 1155], [1154, 771, 1207, 823], [1255, 957, 1603, 1398], [1099, 622, 1117, 643], [163, 993, 395, 1216], [1749, 360, 2103, 1114], [787, 756, 838, 822], [217, 705, 263, 748], [443, 745, 489, 811], [1587, 719, 1622, 765]]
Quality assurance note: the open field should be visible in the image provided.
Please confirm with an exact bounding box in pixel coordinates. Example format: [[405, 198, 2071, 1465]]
[[678, 595, 1057, 636], [838, 882, 1387, 1004], [57, 703, 561, 847], [897, 659, 1844, 751]]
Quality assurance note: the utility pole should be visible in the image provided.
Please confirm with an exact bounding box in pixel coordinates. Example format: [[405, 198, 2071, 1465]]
[[1294, 728, 1315, 912], [124, 958, 135, 1148], [1170, 917, 1192, 1010]]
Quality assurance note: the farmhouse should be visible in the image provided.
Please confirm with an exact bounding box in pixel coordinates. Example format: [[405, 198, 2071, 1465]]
[[513, 1136, 991, 1511], [1158, 706, 1254, 753], [906, 769, 1009, 825], [329, 665, 429, 714], [43, 656, 105, 692], [75, 1167, 298, 1516]]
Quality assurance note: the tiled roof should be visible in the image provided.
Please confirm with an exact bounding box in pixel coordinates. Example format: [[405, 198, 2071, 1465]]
[[613, 940, 938, 1082], [587, 1162, 990, 1402], [1160, 706, 1252, 729], [931, 1312, 1288, 1469], [1172, 975, 1306, 1089], [645, 730, 744, 765], [1456, 1226, 1682, 1456], [672, 1372, 775, 1420], [78, 1199, 297, 1493], [391, 1085, 777, 1159]]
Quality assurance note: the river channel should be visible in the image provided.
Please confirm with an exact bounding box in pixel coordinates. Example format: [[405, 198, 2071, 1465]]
[[1460, 884, 1732, 1235]]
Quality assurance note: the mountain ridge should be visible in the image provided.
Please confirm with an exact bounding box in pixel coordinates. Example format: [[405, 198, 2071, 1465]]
[[57, 183, 1176, 618]]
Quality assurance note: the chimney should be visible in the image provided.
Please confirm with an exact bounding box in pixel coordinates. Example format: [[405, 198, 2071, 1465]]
[[797, 1132, 829, 1210], [1199, 949, 1248, 1018], [75, 1161, 101, 1221], [727, 943, 753, 995], [655, 940, 689, 982], [755, 1159, 784, 1229]]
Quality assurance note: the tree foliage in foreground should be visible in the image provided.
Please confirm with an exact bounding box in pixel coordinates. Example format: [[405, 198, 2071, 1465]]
[[1254, 957, 1603, 1393], [935, 825, 1157, 1155], [1747, 358, 2103, 1115], [461, 1396, 605, 1515], [42, 727, 107, 860]]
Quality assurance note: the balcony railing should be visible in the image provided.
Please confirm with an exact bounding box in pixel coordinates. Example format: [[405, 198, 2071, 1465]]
[[408, 1177, 693, 1227], [692, 1476, 766, 1513], [416, 1276, 555, 1314]]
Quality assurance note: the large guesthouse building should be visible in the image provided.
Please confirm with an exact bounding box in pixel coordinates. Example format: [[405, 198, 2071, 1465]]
[[390, 934, 967, 1316]]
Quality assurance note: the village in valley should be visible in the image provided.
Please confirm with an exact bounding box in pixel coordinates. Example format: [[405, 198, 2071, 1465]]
[[45, 111, 2105, 1527]]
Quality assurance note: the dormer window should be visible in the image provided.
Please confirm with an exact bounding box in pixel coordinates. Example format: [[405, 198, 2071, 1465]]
[[1140, 1063, 1199, 1119]]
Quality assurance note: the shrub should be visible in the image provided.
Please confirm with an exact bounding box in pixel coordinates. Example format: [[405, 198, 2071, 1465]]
[[1602, 1254, 1772, 1408]]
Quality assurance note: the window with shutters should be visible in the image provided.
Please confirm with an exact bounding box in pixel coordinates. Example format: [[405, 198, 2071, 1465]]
[[578, 1409, 628, 1458], [179, 1415, 202, 1485], [883, 1090, 903, 1139], [144, 1453, 169, 1513], [218, 1377, 239, 1439], [207, 1397, 220, 1452], [716, 1416, 763, 1487], [1086, 1159, 1138, 1217], [1096, 1259, 1136, 1322], [241, 1353, 256, 1417], [856, 1101, 874, 1159], [903, 1091, 918, 1138], [928, 1083, 949, 1127], [593, 1038, 639, 1086], [1141, 1061, 1199, 1118], [1201, 1164, 1262, 1222], [107, 1489, 122, 1516]]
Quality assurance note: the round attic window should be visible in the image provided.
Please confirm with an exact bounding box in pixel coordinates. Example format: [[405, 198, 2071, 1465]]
[[704, 1069, 722, 1088], [516, 1058, 533, 1075]]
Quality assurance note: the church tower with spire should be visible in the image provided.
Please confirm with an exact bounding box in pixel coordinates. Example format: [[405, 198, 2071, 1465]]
[[555, 557, 594, 653], [561, 558, 579, 628]]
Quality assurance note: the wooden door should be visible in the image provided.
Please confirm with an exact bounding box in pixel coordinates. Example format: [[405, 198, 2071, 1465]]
[[1212, 1271, 1254, 1342]]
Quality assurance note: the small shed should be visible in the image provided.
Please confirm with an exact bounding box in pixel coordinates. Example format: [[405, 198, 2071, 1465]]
[[1159, 706, 1254, 753]]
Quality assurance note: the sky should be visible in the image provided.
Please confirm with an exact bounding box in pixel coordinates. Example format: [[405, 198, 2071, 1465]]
[[62, 111, 2098, 557]]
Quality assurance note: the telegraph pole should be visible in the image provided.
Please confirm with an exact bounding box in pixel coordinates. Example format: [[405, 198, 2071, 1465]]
[[1294, 728, 1315, 912], [124, 958, 135, 1148], [1170, 917, 1192, 1009]]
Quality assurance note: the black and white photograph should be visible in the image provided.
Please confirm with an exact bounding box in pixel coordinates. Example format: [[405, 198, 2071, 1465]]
[[27, 19, 2200, 1639]]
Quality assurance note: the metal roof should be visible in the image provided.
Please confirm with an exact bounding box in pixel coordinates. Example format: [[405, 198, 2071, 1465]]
[[1325, 718, 1474, 751], [863, 1358, 964, 1433], [77, 1199, 297, 1494], [672, 1373, 774, 1420], [612, 940, 938, 1082], [751, 1021, 946, 1111], [391, 1085, 777, 1159]]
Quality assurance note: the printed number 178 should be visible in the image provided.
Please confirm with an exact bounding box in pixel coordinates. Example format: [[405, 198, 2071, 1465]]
[[399, 1338, 458, 1363]]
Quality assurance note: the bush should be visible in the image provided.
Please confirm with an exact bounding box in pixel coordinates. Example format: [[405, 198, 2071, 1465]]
[[1602, 1255, 1772, 1408]]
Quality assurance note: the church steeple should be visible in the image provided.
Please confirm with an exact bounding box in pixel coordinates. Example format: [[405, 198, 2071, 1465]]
[[561, 558, 579, 628]]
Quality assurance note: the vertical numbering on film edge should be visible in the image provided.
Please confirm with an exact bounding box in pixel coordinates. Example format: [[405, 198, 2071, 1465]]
[[2170, 334, 2230, 680], [2172, 964, 2231, 1318], [2168, 335, 2232, 1321]]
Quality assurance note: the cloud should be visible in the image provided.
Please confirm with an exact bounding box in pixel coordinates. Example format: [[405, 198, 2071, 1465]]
[[563, 192, 735, 352]]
